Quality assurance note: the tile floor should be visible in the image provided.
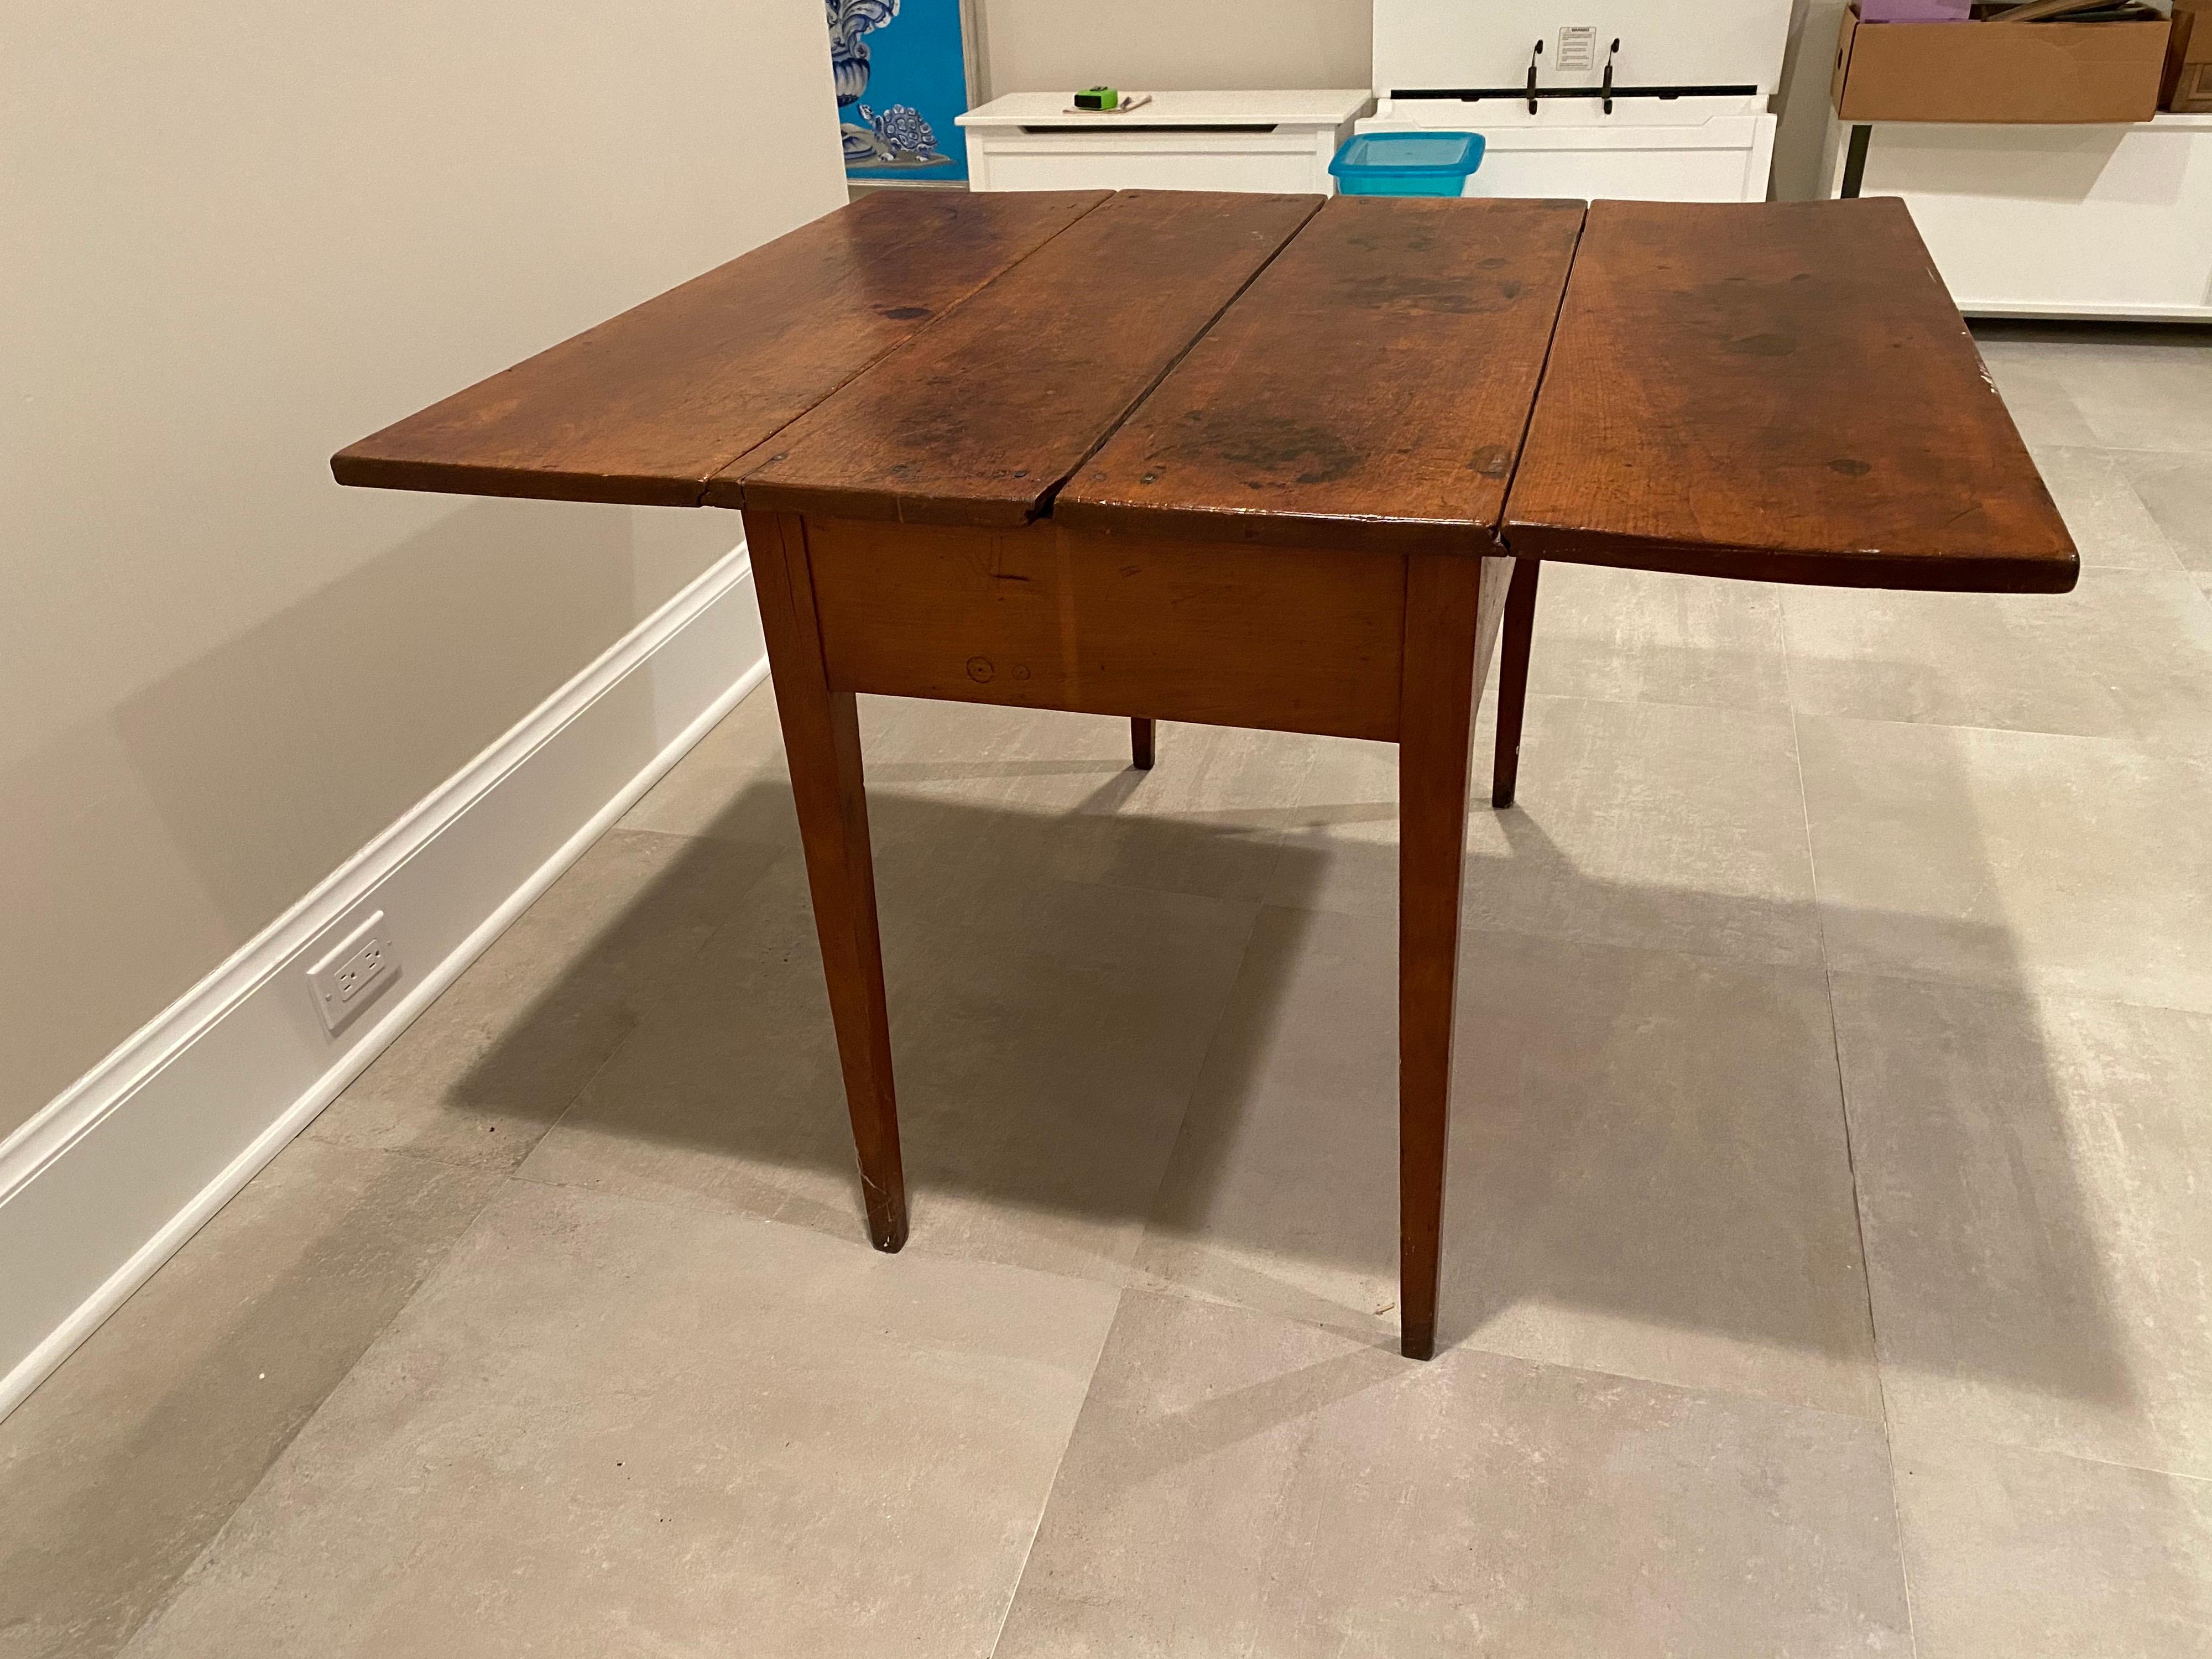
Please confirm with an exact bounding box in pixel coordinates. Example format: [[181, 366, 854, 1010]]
[[6, 322, 2211, 1657]]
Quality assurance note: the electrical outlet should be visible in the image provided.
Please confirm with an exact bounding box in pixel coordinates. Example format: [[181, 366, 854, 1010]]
[[306, 910, 399, 1035]]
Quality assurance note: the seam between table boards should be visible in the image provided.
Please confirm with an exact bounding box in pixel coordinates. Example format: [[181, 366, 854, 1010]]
[[698, 191, 1120, 509], [1493, 206, 1589, 562], [1028, 194, 1332, 525]]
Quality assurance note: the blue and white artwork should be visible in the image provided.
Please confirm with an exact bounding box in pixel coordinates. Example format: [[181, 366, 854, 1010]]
[[827, 0, 972, 183]]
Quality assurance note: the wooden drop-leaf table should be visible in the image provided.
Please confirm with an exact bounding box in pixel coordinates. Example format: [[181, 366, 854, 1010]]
[[335, 189, 2075, 1360]]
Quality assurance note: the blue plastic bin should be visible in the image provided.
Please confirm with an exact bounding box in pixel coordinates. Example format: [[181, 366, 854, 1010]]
[[1328, 132, 1485, 197]]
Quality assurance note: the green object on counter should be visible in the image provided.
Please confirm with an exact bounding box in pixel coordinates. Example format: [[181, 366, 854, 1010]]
[[1074, 86, 1120, 111]]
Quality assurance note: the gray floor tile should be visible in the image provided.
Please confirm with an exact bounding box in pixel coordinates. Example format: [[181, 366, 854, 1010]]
[[1974, 340, 2100, 448], [310, 829, 781, 1170], [1782, 569, 2212, 757], [1893, 1430, 2212, 1659], [2119, 448, 2212, 573], [1141, 906, 1879, 1418], [519, 853, 1256, 1287], [1798, 716, 2212, 1011], [0, 1139, 498, 1659], [1834, 974, 2212, 1478], [993, 1288, 1910, 1659], [120, 1182, 1117, 1659], [1255, 731, 1400, 920], [1275, 696, 1824, 972], [1000, 719, 1323, 907], [2027, 334, 2212, 455], [2026, 445, 2188, 572], [637, 686, 1326, 906], [858, 701, 1325, 909], [1521, 561, 1792, 711], [1463, 696, 1822, 968]]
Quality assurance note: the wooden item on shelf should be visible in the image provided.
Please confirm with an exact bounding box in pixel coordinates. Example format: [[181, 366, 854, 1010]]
[[334, 190, 2075, 1361], [1859, 0, 1971, 19], [1832, 1, 2172, 123], [1987, 0, 2125, 22], [2169, 0, 2212, 111]]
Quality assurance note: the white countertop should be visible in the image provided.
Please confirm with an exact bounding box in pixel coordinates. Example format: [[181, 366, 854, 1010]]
[[957, 91, 1373, 129]]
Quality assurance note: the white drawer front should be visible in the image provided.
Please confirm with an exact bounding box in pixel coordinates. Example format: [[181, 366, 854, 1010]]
[[1354, 114, 1775, 204], [967, 133, 1333, 195], [1466, 144, 1766, 204]]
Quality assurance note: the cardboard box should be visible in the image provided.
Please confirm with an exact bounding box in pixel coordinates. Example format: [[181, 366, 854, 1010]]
[[1832, 3, 2172, 123], [2168, 0, 2212, 112]]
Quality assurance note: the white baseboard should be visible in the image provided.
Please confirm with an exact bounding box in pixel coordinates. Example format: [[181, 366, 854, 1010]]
[[0, 542, 768, 1422]]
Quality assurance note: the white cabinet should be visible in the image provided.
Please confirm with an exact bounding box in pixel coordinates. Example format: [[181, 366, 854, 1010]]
[[1357, 102, 1777, 203], [957, 91, 1371, 195], [1823, 114, 2212, 322], [1361, 0, 1787, 202]]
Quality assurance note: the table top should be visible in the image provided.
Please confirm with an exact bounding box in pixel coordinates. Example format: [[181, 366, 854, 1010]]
[[329, 190, 1102, 507], [956, 91, 1374, 129], [335, 188, 2077, 594], [1058, 195, 1581, 556], [1504, 198, 2078, 593], [726, 191, 1321, 525]]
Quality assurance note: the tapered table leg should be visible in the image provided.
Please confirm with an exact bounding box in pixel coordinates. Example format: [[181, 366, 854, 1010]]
[[1396, 552, 1498, 1360], [1130, 717, 1156, 770], [744, 511, 907, 1251], [1491, 558, 1541, 809]]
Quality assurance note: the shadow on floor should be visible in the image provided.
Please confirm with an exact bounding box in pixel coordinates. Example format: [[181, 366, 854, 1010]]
[[445, 704, 2130, 1420]]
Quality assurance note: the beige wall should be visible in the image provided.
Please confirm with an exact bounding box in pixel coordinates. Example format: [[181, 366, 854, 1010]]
[[975, 0, 1373, 97], [0, 3, 847, 1134]]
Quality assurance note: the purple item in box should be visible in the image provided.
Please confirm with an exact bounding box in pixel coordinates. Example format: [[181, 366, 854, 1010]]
[[1858, 0, 1972, 18]]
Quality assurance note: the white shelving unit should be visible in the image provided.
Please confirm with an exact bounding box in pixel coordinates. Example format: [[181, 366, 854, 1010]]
[[1358, 0, 1789, 202], [1823, 113, 2212, 323], [957, 91, 1373, 196]]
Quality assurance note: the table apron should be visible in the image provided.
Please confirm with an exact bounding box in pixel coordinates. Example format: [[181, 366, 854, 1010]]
[[794, 515, 1414, 743]]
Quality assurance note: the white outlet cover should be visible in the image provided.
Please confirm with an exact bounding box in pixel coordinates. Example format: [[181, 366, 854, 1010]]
[[305, 910, 400, 1036]]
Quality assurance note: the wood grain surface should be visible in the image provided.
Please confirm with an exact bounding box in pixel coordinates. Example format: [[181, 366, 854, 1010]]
[[331, 190, 1105, 506], [743, 510, 907, 1251], [1503, 198, 2078, 593], [1395, 550, 1510, 1360], [1490, 557, 1541, 808], [718, 191, 1324, 524], [1058, 195, 1584, 555], [800, 517, 1407, 740]]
